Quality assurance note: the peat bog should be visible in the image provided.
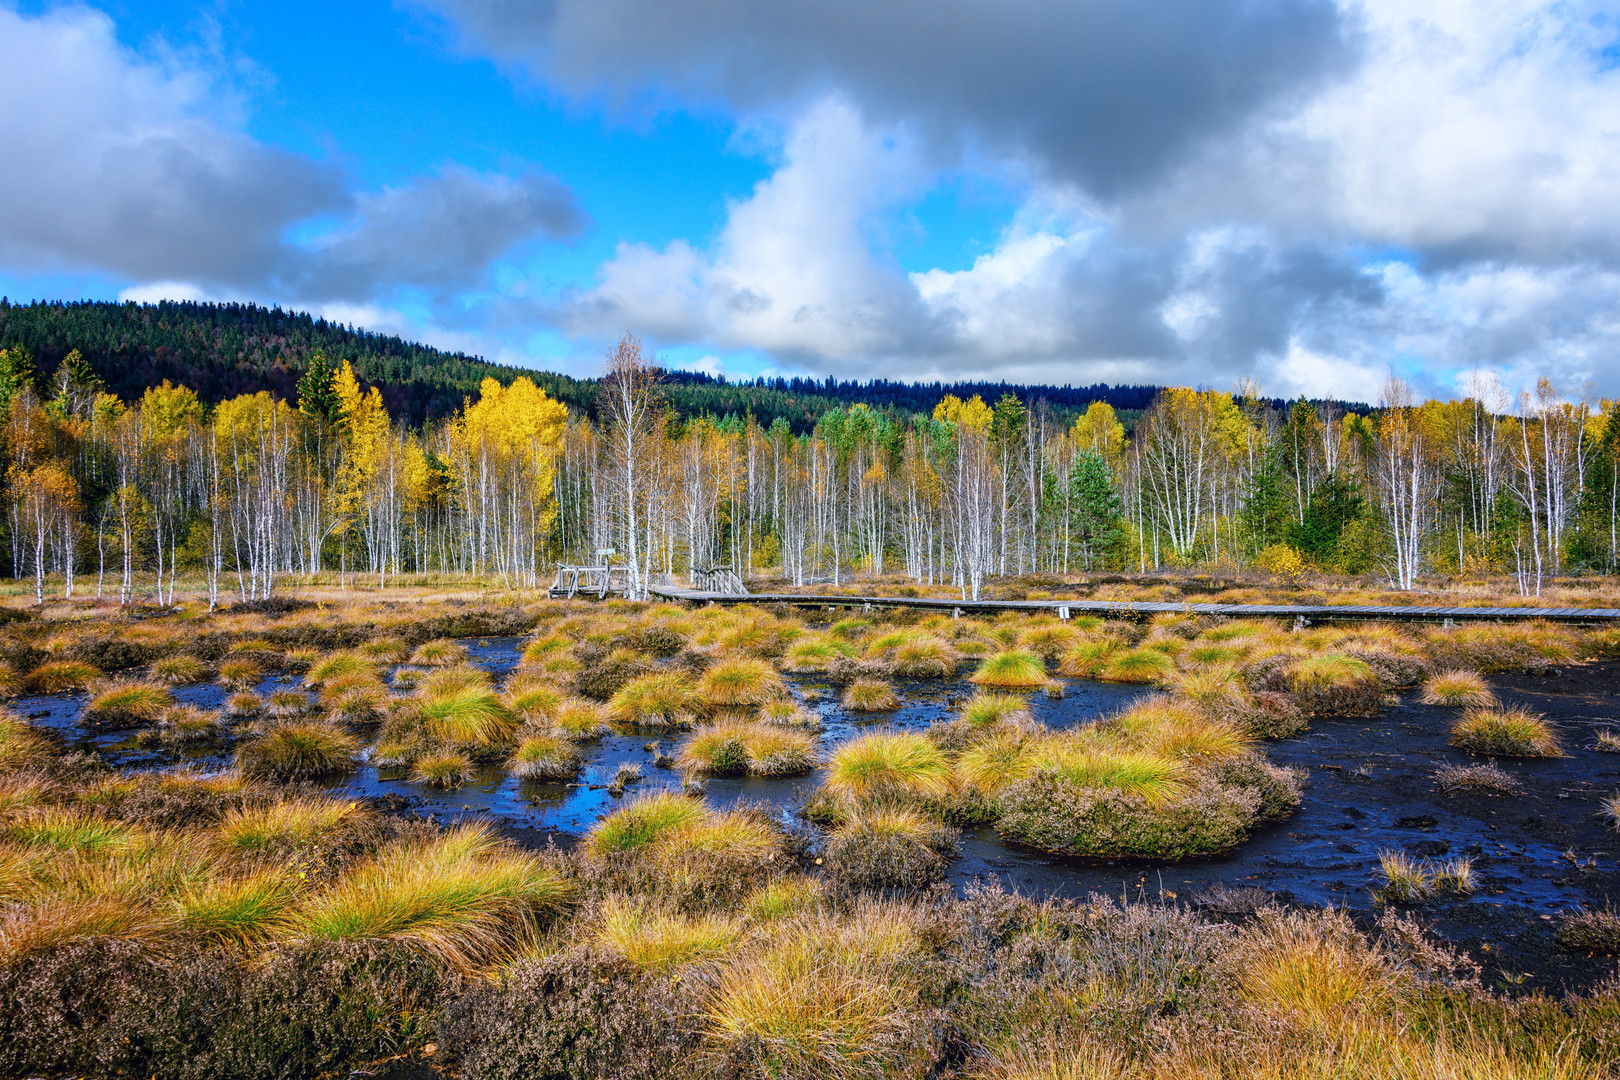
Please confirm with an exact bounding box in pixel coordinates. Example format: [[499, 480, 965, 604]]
[[5, 592, 1620, 1078]]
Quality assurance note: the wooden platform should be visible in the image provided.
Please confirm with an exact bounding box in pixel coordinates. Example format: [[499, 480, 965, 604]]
[[645, 584, 1620, 626]]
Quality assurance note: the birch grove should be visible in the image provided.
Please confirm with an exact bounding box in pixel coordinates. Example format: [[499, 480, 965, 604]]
[[0, 332, 1616, 600]]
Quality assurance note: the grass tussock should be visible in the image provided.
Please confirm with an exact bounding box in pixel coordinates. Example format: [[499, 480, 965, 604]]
[[507, 734, 581, 781], [415, 689, 518, 746], [216, 658, 264, 689], [699, 657, 786, 707], [148, 654, 210, 685], [1420, 669, 1497, 708], [83, 680, 174, 726], [824, 731, 952, 803], [25, 659, 102, 694], [287, 823, 572, 971], [677, 720, 817, 777], [971, 650, 1048, 688], [960, 693, 1032, 727], [608, 671, 704, 728], [409, 639, 471, 667], [824, 805, 957, 891], [1100, 649, 1176, 684], [596, 897, 744, 972], [1373, 850, 1475, 903], [1450, 707, 1564, 757], [236, 723, 360, 779], [411, 750, 474, 788], [841, 678, 900, 712]]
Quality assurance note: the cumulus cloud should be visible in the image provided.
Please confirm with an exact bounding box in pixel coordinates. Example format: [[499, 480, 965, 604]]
[[432, 0, 1353, 198], [0, 5, 583, 309], [450, 0, 1620, 397]]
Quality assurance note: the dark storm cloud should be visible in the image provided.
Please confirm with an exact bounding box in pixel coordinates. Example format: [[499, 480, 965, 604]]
[[431, 0, 1356, 197], [293, 166, 586, 302]]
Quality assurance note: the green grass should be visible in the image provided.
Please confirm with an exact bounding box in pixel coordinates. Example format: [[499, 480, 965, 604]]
[[1450, 707, 1564, 757], [677, 720, 818, 777], [1293, 654, 1375, 689], [970, 650, 1049, 688], [824, 731, 952, 802], [587, 790, 707, 856], [285, 823, 573, 971], [955, 730, 1034, 796], [596, 898, 743, 972], [214, 795, 361, 853], [1055, 641, 1118, 678], [0, 715, 53, 767], [1099, 649, 1175, 684], [8, 808, 141, 852], [304, 652, 374, 688], [177, 871, 294, 946], [1037, 746, 1189, 806], [236, 723, 360, 779], [960, 693, 1031, 727]]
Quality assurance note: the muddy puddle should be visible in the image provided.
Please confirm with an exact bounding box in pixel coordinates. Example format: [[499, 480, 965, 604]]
[[28, 637, 1620, 991]]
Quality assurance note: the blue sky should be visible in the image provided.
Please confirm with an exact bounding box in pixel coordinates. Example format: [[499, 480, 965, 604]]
[[2, 0, 1619, 400]]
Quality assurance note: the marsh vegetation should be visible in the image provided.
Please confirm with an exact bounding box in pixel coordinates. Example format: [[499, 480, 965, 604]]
[[0, 587, 1617, 1078]]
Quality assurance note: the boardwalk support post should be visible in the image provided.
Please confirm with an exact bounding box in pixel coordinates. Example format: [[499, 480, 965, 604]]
[[1293, 615, 1309, 632], [953, 607, 962, 620], [1057, 606, 1070, 621]]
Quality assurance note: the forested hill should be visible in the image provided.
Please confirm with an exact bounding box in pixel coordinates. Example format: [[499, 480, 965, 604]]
[[0, 298, 1205, 431]]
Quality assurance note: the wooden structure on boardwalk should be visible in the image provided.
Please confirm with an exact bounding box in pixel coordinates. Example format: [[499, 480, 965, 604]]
[[690, 565, 749, 596], [644, 583, 1620, 627], [549, 564, 628, 599]]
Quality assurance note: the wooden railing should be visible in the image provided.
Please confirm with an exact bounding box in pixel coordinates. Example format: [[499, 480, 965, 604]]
[[549, 564, 628, 599], [690, 565, 749, 596]]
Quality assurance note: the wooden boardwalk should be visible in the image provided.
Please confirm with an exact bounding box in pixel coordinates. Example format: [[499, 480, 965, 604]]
[[645, 584, 1620, 626]]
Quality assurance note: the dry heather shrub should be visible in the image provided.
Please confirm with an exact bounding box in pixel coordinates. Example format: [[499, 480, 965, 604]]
[[438, 944, 708, 1080], [824, 806, 957, 892], [1289, 654, 1383, 717], [1433, 762, 1520, 795], [1420, 670, 1497, 707], [1555, 907, 1620, 955], [575, 648, 653, 702], [1450, 707, 1564, 757], [995, 770, 1261, 859]]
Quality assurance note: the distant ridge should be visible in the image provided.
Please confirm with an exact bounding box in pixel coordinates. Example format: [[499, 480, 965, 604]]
[[0, 298, 1333, 431]]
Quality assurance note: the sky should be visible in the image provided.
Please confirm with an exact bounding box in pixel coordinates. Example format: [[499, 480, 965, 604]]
[[1, 0, 1618, 403]]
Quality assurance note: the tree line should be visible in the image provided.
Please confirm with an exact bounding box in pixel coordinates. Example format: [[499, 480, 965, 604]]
[[0, 329, 1613, 604]]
